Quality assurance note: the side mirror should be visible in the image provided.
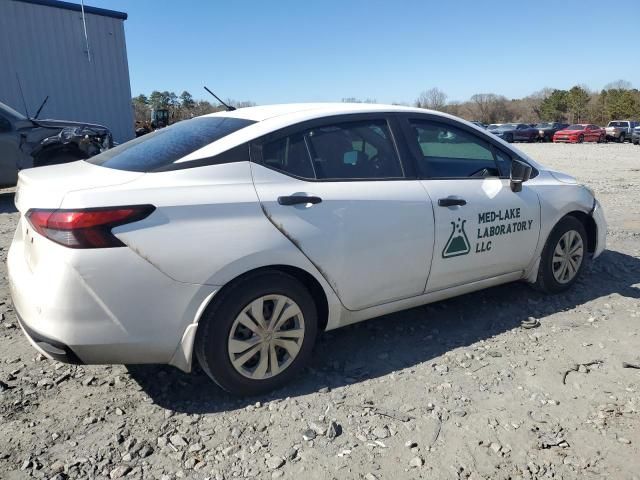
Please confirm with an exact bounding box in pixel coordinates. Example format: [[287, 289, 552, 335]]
[[510, 159, 532, 192]]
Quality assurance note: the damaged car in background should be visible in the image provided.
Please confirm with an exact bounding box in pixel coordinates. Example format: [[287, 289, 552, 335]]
[[0, 100, 112, 187]]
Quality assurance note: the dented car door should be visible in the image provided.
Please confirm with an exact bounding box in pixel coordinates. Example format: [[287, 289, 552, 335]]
[[250, 115, 435, 311]]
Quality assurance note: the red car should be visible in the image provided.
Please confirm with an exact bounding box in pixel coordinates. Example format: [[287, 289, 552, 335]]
[[553, 124, 605, 143]]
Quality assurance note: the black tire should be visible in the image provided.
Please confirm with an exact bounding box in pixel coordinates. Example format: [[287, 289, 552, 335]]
[[578, 134, 584, 143], [505, 133, 513, 143], [533, 216, 589, 294], [598, 134, 604, 144], [619, 134, 625, 143], [195, 270, 318, 395]]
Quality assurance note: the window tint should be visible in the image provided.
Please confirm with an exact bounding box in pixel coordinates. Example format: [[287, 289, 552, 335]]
[[409, 121, 500, 178], [260, 120, 403, 180], [306, 121, 402, 179], [494, 149, 512, 177], [87, 117, 255, 172], [262, 132, 315, 179]]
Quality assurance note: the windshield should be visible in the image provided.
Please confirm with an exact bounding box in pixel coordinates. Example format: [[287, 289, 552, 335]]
[[0, 101, 28, 121], [565, 124, 584, 130], [607, 121, 628, 127], [497, 124, 518, 130], [87, 117, 255, 172]]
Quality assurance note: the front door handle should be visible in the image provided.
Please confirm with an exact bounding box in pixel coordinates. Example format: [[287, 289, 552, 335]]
[[277, 195, 322, 206], [438, 197, 467, 207]]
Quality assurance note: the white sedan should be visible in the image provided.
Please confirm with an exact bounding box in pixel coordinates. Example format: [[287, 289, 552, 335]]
[[8, 103, 606, 395]]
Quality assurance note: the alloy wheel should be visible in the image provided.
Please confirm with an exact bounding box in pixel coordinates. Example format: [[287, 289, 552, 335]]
[[227, 294, 305, 379], [552, 230, 584, 284]]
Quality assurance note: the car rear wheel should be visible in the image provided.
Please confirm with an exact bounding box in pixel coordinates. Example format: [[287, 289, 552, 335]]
[[195, 271, 318, 395], [533, 216, 588, 294], [619, 134, 625, 143]]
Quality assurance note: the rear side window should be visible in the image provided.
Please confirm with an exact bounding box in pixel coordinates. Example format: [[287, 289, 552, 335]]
[[260, 120, 404, 180], [409, 120, 500, 178], [87, 117, 255, 172], [262, 132, 315, 179]]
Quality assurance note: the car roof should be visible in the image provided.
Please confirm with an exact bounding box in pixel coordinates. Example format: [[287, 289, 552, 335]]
[[204, 102, 430, 122], [178, 102, 544, 170]]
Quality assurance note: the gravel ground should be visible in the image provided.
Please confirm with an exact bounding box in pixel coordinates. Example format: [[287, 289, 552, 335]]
[[1, 143, 639, 480]]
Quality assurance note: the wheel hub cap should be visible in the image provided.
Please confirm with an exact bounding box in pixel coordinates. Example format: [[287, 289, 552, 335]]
[[552, 230, 584, 284], [228, 294, 305, 380]]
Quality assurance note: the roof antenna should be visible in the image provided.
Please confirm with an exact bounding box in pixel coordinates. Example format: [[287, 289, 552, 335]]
[[15, 73, 31, 118], [34, 95, 49, 120], [204, 86, 236, 111], [80, 0, 91, 62]]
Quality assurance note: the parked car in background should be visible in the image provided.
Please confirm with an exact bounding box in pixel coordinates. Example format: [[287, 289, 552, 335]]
[[489, 123, 539, 143], [605, 120, 639, 143], [487, 123, 503, 130], [535, 122, 569, 142], [553, 124, 605, 143], [0, 101, 112, 187], [632, 125, 640, 145], [8, 103, 606, 395]]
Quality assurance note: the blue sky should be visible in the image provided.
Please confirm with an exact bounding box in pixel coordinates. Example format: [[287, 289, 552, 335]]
[[88, 0, 638, 104]]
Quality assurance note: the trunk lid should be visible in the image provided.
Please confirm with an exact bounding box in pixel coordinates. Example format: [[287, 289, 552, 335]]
[[15, 161, 144, 213]]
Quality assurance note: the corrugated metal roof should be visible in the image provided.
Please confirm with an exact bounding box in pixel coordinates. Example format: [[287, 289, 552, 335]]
[[12, 0, 127, 20]]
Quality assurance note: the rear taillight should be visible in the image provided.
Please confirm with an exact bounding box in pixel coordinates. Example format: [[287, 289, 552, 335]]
[[26, 205, 155, 248]]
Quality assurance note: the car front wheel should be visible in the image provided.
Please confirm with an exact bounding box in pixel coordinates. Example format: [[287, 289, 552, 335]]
[[533, 216, 588, 294], [195, 271, 318, 395]]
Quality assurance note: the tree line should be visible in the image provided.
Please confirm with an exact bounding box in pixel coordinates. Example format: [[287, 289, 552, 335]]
[[132, 90, 255, 124], [414, 80, 640, 124], [132, 80, 639, 126]]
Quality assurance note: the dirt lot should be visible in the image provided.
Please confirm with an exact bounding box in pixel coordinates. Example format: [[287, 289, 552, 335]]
[[1, 143, 639, 480]]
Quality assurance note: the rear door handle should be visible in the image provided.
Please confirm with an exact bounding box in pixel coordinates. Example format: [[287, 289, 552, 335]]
[[438, 197, 467, 207], [277, 195, 322, 206]]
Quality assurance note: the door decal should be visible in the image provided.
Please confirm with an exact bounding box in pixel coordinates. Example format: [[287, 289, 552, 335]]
[[442, 218, 470, 258]]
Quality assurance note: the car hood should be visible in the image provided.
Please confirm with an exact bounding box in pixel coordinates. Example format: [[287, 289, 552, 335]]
[[492, 128, 515, 133], [548, 170, 578, 184], [31, 118, 110, 134], [555, 129, 583, 134]]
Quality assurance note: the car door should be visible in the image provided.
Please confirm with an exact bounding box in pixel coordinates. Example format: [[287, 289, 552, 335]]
[[250, 115, 435, 311], [0, 114, 20, 186], [400, 116, 541, 292]]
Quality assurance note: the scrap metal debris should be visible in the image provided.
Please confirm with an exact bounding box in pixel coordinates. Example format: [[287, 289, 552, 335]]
[[522, 317, 540, 329]]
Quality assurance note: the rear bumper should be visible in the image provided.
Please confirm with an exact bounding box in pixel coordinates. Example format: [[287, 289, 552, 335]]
[[8, 217, 217, 370], [16, 311, 83, 364]]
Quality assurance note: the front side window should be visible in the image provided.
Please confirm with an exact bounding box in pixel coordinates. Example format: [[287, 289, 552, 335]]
[[87, 116, 255, 172], [409, 120, 500, 178], [260, 120, 404, 180]]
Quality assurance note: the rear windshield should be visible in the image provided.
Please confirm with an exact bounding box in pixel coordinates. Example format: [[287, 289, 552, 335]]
[[608, 121, 628, 127], [87, 117, 255, 172]]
